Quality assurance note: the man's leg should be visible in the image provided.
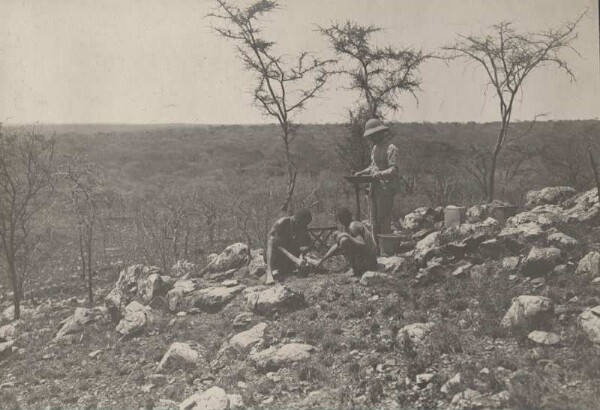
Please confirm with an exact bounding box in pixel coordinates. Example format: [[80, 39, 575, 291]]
[[377, 192, 394, 235], [265, 236, 279, 285]]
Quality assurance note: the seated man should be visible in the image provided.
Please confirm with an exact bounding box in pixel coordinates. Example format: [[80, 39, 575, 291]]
[[317, 207, 378, 276], [265, 209, 314, 285]]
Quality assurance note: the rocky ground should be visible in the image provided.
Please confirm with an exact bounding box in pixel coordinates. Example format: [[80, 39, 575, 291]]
[[2, 186, 600, 409]]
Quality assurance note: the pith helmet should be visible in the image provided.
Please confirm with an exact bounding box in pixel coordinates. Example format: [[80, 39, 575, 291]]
[[363, 118, 389, 138]]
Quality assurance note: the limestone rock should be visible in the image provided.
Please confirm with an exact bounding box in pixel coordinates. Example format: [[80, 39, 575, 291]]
[[547, 232, 579, 249], [105, 264, 172, 319], [450, 389, 483, 409], [525, 186, 576, 208], [244, 285, 306, 315], [229, 323, 267, 353], [249, 343, 315, 370], [528, 330, 560, 345], [441, 373, 462, 395], [180, 386, 229, 410], [414, 231, 441, 263], [359, 271, 394, 287], [166, 280, 203, 312], [232, 312, 253, 330], [499, 222, 543, 240], [203, 243, 249, 275], [0, 340, 14, 360], [576, 252, 600, 277], [396, 322, 434, 347], [501, 295, 553, 330], [1, 306, 34, 323], [194, 285, 245, 313], [452, 263, 472, 278], [248, 249, 267, 277], [55, 308, 97, 341], [378, 256, 408, 273], [157, 342, 201, 373], [171, 260, 198, 278], [579, 305, 600, 344], [0, 323, 17, 341], [520, 247, 562, 277], [403, 207, 435, 231], [116, 301, 152, 336], [502, 256, 521, 272]]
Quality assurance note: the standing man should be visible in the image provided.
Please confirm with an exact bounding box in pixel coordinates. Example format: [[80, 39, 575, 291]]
[[354, 118, 399, 237]]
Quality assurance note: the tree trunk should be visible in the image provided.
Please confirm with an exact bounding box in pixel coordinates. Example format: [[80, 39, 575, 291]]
[[487, 124, 507, 202], [87, 225, 94, 306], [7, 256, 20, 320]]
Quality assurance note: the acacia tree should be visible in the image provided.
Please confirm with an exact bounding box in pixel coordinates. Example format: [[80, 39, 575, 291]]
[[65, 158, 110, 306], [210, 0, 332, 213], [0, 129, 55, 319], [319, 22, 428, 171], [444, 16, 582, 201]]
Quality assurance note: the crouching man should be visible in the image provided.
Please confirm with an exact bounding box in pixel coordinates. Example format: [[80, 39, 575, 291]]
[[265, 209, 315, 285], [317, 207, 378, 276]]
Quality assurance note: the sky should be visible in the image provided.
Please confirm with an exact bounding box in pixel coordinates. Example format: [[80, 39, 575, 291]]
[[0, 0, 599, 125]]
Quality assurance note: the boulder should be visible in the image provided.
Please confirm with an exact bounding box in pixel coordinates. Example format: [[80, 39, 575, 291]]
[[249, 343, 315, 371], [507, 206, 566, 229], [441, 373, 462, 395], [575, 252, 600, 277], [359, 271, 394, 287], [180, 386, 229, 410], [502, 256, 521, 272], [452, 263, 472, 278], [414, 231, 441, 263], [547, 232, 579, 249], [105, 264, 172, 319], [520, 247, 562, 277], [1, 306, 34, 323], [450, 388, 483, 409], [116, 301, 152, 336], [378, 256, 408, 273], [232, 312, 253, 330], [578, 305, 600, 344], [528, 330, 560, 346], [248, 249, 267, 277], [0, 340, 14, 360], [469, 264, 491, 280], [501, 295, 553, 330], [157, 342, 202, 373], [55, 308, 97, 341], [561, 188, 600, 222], [396, 322, 434, 347], [166, 280, 199, 312], [202, 243, 249, 275], [403, 207, 434, 231], [229, 322, 267, 354], [193, 285, 245, 313], [525, 186, 577, 208], [0, 323, 17, 341], [244, 285, 306, 315], [499, 222, 543, 240], [171, 260, 198, 278]]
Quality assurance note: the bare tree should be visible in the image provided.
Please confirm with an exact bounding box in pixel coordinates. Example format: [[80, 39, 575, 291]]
[[209, 0, 332, 213], [64, 158, 111, 306], [444, 15, 582, 201], [319, 21, 429, 119], [0, 129, 55, 319]]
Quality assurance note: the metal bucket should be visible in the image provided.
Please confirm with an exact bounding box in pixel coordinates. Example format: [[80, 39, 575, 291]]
[[377, 234, 403, 256]]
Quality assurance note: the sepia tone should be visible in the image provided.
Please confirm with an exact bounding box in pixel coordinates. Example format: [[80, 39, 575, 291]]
[[1, 0, 600, 408]]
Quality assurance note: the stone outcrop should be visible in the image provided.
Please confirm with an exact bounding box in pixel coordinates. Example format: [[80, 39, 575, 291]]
[[501, 295, 553, 330], [244, 285, 306, 315]]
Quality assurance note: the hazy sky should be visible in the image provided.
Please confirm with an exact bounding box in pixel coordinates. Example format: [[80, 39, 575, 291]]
[[1, 0, 599, 124]]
